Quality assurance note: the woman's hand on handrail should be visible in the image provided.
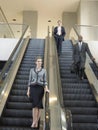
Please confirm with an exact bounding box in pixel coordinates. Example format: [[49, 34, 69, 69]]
[[45, 86, 50, 93]]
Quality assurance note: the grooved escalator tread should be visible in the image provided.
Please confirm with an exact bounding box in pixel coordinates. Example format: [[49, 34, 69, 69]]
[[0, 126, 38, 130], [73, 123, 98, 130], [0, 39, 45, 130], [59, 40, 98, 130]]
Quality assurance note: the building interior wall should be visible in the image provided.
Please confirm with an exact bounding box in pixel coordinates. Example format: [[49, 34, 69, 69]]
[[62, 12, 77, 39]]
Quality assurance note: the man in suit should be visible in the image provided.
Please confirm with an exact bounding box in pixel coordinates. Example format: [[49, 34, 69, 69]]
[[73, 35, 95, 80], [54, 20, 66, 56]]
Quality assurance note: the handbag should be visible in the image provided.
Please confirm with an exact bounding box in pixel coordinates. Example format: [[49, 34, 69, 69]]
[[70, 62, 77, 73]]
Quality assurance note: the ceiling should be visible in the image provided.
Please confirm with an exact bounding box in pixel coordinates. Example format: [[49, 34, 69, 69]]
[[0, 0, 80, 23]]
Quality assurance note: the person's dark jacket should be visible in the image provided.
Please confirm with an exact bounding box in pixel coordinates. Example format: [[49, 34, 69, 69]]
[[54, 26, 66, 41], [73, 42, 93, 68]]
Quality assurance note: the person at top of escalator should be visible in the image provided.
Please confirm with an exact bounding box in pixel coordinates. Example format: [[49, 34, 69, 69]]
[[73, 35, 95, 80], [53, 20, 66, 56], [27, 56, 49, 128]]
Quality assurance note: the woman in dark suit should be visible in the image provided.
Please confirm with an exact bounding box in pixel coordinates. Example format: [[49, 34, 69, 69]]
[[54, 20, 66, 56], [73, 35, 95, 79], [27, 56, 49, 128]]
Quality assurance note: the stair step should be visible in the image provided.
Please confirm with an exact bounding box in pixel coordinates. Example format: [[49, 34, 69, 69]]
[[62, 83, 89, 88], [0, 117, 32, 126], [11, 90, 27, 96], [13, 84, 27, 90], [0, 126, 37, 130], [61, 78, 88, 83], [63, 94, 94, 100], [64, 99, 96, 108], [4, 109, 32, 118], [62, 88, 91, 94], [7, 102, 32, 110], [73, 115, 98, 123], [8, 96, 29, 102], [73, 123, 98, 130], [67, 107, 98, 115]]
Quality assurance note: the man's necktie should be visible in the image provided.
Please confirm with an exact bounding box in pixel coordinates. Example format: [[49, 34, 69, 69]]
[[79, 42, 82, 51]]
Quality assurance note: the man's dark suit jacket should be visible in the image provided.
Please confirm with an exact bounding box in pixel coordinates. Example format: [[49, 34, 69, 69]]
[[73, 42, 93, 68], [54, 26, 66, 41]]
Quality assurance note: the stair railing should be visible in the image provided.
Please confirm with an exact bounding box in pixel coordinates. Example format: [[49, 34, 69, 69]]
[[0, 25, 30, 83], [0, 25, 30, 116], [43, 26, 50, 130]]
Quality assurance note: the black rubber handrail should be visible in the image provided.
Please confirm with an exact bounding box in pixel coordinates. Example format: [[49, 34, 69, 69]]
[[0, 25, 29, 82], [45, 92, 50, 130], [44, 26, 50, 130]]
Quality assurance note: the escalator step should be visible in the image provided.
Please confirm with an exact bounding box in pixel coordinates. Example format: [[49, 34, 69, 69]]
[[13, 85, 27, 90], [62, 88, 91, 94], [8, 96, 29, 102], [62, 83, 89, 88], [7, 102, 32, 110], [67, 107, 98, 115], [61, 78, 88, 83], [73, 123, 98, 130], [0, 117, 32, 126], [0, 126, 37, 130], [64, 100, 96, 107], [14, 79, 28, 85], [11, 90, 26, 95], [73, 115, 97, 123], [63, 94, 94, 100], [4, 109, 32, 118]]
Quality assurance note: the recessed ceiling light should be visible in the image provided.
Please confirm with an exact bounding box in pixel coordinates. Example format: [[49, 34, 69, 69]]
[[48, 20, 51, 22], [12, 19, 16, 21]]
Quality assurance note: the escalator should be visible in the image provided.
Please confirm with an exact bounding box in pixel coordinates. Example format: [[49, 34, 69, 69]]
[[0, 39, 45, 130], [59, 40, 98, 130], [90, 62, 98, 79]]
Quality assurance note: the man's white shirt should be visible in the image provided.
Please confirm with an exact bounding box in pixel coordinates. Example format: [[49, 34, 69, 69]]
[[57, 26, 61, 35]]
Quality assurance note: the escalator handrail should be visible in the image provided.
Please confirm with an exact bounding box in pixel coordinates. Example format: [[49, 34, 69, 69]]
[[0, 25, 29, 82], [45, 92, 50, 130], [44, 26, 50, 130], [52, 31, 73, 130], [92, 60, 98, 69]]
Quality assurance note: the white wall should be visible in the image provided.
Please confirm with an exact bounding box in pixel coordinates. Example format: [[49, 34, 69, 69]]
[[37, 11, 62, 38], [62, 12, 77, 39], [80, 0, 98, 25], [85, 40, 98, 63], [0, 38, 18, 61], [77, 0, 98, 40], [23, 11, 38, 38]]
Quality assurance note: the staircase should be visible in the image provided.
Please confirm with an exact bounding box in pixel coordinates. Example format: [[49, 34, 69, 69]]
[[0, 39, 45, 130], [59, 40, 98, 130]]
